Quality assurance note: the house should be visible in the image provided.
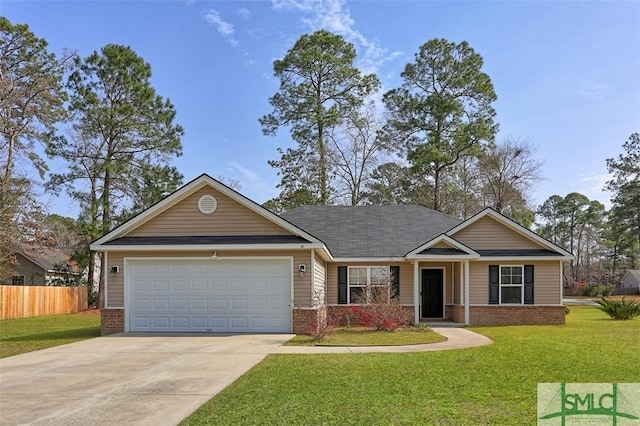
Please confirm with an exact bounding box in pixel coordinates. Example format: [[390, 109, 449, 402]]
[[0, 244, 82, 286], [620, 270, 640, 295], [90, 174, 574, 335]]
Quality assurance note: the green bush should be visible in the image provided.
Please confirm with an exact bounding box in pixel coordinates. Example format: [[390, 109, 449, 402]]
[[595, 297, 640, 320], [580, 286, 597, 297]]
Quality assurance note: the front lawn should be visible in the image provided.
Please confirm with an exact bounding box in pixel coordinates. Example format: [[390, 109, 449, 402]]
[[0, 311, 101, 358], [286, 326, 447, 346], [182, 307, 640, 425]]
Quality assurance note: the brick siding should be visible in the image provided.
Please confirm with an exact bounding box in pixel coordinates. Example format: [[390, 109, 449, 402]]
[[326, 305, 415, 326], [468, 305, 566, 325], [292, 307, 326, 334], [101, 309, 124, 335]]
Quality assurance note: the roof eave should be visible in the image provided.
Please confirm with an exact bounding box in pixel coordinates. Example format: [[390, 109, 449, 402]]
[[478, 255, 574, 261], [90, 242, 328, 252], [405, 254, 480, 261], [332, 257, 409, 263]]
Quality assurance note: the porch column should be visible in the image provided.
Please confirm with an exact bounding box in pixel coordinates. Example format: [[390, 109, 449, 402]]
[[459, 261, 464, 305], [464, 260, 470, 325], [413, 260, 420, 324], [559, 261, 564, 303]]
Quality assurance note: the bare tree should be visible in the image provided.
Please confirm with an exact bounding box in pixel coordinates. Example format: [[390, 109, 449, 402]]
[[329, 104, 388, 205], [478, 137, 543, 218]]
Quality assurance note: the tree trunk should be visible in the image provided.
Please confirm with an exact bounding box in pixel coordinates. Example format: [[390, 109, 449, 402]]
[[433, 167, 441, 211], [0, 133, 16, 204]]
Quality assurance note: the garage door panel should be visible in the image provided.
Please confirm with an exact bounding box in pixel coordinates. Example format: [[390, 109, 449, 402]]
[[133, 317, 151, 329], [132, 280, 151, 292], [153, 280, 170, 292], [128, 259, 291, 333], [172, 280, 189, 292], [191, 317, 208, 328], [211, 299, 227, 310], [231, 299, 248, 310], [192, 280, 209, 292], [230, 280, 248, 292], [172, 317, 190, 328], [190, 299, 208, 310], [152, 299, 170, 310], [152, 317, 170, 328], [251, 299, 267, 310], [173, 299, 189, 310], [230, 318, 249, 329], [211, 318, 228, 329], [134, 299, 150, 310]]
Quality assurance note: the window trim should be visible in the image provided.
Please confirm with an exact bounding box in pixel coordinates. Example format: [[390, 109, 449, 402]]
[[11, 275, 25, 286], [499, 265, 524, 304], [347, 266, 390, 304]]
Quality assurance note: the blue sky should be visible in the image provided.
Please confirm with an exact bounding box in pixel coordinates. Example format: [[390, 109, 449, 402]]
[[3, 0, 639, 218]]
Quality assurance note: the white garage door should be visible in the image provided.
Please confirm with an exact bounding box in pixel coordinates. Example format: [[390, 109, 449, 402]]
[[127, 259, 292, 333]]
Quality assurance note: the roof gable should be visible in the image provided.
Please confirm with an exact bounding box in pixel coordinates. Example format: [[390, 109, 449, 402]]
[[13, 245, 81, 273], [127, 186, 293, 237], [448, 208, 573, 257], [406, 234, 479, 259], [91, 174, 323, 249]]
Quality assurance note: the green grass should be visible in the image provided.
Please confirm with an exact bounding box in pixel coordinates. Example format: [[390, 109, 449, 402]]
[[182, 307, 640, 425], [286, 326, 447, 346], [0, 311, 101, 358]]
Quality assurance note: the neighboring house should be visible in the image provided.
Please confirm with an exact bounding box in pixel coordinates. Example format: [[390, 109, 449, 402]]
[[1, 245, 82, 286], [91, 174, 574, 335], [620, 270, 640, 294]]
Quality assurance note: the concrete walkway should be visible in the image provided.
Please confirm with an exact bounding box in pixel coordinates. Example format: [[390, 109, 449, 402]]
[[274, 327, 493, 354]]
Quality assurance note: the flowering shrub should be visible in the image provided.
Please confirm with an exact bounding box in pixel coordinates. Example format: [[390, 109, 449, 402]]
[[352, 280, 412, 331], [303, 311, 335, 341]]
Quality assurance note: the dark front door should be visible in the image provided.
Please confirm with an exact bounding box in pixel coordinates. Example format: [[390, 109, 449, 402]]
[[421, 269, 444, 318]]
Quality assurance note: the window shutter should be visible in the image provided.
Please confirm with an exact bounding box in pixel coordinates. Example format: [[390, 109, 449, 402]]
[[390, 266, 400, 298], [524, 265, 534, 304], [489, 265, 499, 304], [338, 266, 348, 304]]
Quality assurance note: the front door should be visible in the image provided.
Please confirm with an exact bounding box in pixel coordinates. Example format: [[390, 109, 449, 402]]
[[421, 269, 444, 318]]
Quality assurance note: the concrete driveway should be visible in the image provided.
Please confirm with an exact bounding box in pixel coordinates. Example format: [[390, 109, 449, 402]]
[[0, 333, 293, 426]]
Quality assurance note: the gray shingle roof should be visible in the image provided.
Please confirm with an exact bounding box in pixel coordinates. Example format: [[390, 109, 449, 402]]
[[281, 205, 463, 258]]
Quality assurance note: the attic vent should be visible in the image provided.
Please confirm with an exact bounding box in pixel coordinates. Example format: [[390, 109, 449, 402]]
[[198, 195, 218, 214]]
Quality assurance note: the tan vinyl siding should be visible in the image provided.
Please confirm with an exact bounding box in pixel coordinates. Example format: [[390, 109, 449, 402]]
[[327, 262, 414, 305], [313, 255, 327, 306], [432, 241, 454, 249], [453, 216, 541, 250], [468, 260, 562, 305], [105, 249, 312, 308], [127, 187, 293, 237], [452, 262, 461, 304]]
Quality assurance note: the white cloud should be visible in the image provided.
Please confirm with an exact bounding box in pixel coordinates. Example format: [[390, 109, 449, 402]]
[[227, 160, 261, 182], [576, 81, 611, 101], [226, 160, 279, 203], [578, 173, 612, 207], [204, 9, 239, 46], [237, 7, 251, 19], [271, 0, 402, 74]]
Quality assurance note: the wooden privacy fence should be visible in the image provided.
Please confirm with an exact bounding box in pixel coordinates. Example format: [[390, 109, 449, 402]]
[[0, 285, 88, 320]]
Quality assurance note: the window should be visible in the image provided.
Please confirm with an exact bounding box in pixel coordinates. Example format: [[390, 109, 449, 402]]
[[11, 275, 25, 286], [500, 266, 523, 304], [348, 266, 389, 303]]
